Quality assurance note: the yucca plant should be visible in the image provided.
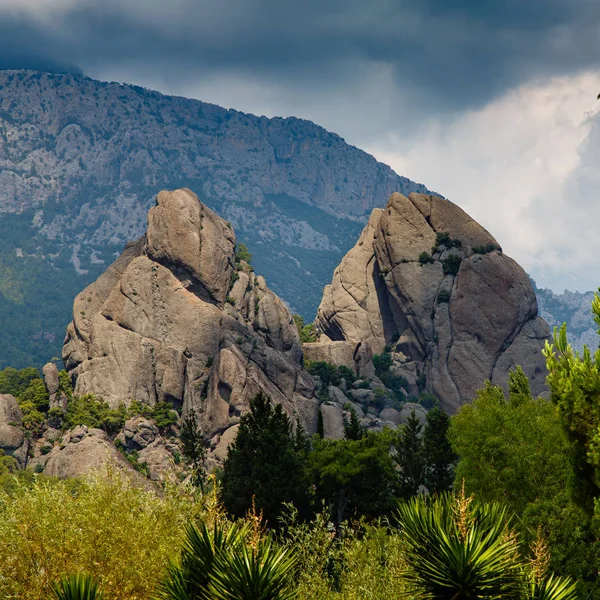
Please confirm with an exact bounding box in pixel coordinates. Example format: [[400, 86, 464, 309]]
[[157, 521, 246, 600], [395, 491, 523, 599], [528, 574, 579, 600], [158, 520, 297, 600], [51, 574, 103, 600], [210, 535, 297, 600]]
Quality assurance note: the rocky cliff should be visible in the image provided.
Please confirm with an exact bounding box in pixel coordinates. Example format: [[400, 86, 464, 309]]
[[62, 188, 319, 461], [0, 69, 431, 368], [313, 192, 550, 412]]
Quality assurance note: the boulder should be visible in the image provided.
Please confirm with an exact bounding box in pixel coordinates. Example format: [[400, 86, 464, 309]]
[[314, 192, 550, 412], [115, 417, 159, 451], [43, 426, 148, 484], [320, 403, 345, 440], [380, 407, 402, 425], [0, 394, 25, 457], [63, 188, 319, 461]]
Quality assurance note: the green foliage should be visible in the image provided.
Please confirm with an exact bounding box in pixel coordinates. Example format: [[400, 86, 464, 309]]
[[442, 253, 462, 275], [395, 411, 426, 498], [304, 361, 340, 387], [65, 394, 127, 435], [221, 393, 309, 526], [395, 491, 577, 600], [151, 401, 179, 430], [180, 408, 207, 489], [423, 407, 456, 494], [343, 408, 364, 441], [307, 431, 398, 527], [543, 291, 600, 513], [292, 314, 317, 343], [450, 369, 600, 596], [0, 366, 40, 396], [226, 296, 236, 305], [434, 232, 462, 250], [159, 521, 297, 600], [473, 242, 501, 255], [18, 377, 49, 412], [51, 573, 104, 600], [372, 351, 392, 375], [436, 289, 451, 304], [235, 243, 253, 265], [336, 365, 355, 384], [418, 251, 434, 265]]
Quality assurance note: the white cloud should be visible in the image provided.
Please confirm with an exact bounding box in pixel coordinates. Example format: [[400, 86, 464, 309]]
[[367, 71, 600, 293]]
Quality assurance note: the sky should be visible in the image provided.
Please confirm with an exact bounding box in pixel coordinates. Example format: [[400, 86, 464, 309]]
[[1, 0, 599, 292]]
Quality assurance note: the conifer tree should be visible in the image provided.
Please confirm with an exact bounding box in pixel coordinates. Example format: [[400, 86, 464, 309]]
[[221, 392, 309, 526], [344, 407, 364, 441], [396, 411, 426, 498], [422, 407, 456, 494]]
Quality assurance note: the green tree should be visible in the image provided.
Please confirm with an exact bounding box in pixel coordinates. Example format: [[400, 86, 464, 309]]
[[423, 406, 456, 494], [307, 432, 397, 528], [292, 315, 317, 343], [180, 408, 207, 489], [543, 290, 600, 513], [235, 243, 253, 265], [449, 370, 600, 596], [221, 393, 309, 526], [396, 411, 425, 498], [343, 407, 364, 441]]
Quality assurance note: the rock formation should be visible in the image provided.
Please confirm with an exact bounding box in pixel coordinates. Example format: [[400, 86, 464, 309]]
[[315, 192, 550, 412], [63, 188, 319, 459]]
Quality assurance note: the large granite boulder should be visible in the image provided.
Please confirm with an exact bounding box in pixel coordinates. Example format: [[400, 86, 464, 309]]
[[0, 394, 25, 459], [63, 189, 319, 458], [315, 192, 549, 412]]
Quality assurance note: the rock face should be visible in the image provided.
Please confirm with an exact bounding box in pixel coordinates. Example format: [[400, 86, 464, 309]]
[[315, 193, 550, 412], [63, 188, 319, 457], [0, 395, 26, 460]]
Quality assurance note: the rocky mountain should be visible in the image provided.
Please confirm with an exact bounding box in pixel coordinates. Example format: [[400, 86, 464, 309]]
[[0, 69, 430, 369], [534, 284, 600, 353], [309, 192, 549, 413], [0, 188, 552, 481]]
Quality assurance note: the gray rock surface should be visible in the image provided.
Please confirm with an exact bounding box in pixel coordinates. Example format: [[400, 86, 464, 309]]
[[320, 403, 345, 440], [0, 394, 25, 457], [63, 188, 319, 459], [315, 192, 550, 412]]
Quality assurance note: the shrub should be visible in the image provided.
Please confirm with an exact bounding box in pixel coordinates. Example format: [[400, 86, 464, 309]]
[[305, 361, 341, 387], [235, 243, 253, 265], [293, 314, 317, 343], [337, 365, 356, 383], [226, 296, 236, 305], [436, 289, 451, 304], [442, 254, 462, 276], [66, 395, 127, 436], [418, 251, 434, 265], [372, 352, 393, 375], [150, 401, 179, 430]]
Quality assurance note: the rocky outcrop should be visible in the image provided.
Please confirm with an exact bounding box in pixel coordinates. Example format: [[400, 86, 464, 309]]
[[315, 192, 550, 412], [63, 188, 319, 459], [0, 394, 26, 464]]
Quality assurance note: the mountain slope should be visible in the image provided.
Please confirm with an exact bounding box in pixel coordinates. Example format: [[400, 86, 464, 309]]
[[534, 284, 600, 353], [0, 69, 430, 368]]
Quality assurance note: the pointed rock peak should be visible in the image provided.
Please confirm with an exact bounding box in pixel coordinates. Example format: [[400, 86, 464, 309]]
[[146, 189, 236, 305], [315, 192, 549, 413]]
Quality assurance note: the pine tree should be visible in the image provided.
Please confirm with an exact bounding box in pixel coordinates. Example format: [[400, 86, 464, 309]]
[[180, 408, 207, 489], [396, 411, 426, 498], [422, 407, 456, 494], [344, 407, 364, 440], [221, 392, 310, 526]]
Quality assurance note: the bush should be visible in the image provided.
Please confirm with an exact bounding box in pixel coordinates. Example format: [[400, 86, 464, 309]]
[[66, 395, 127, 436], [372, 352, 393, 375], [436, 289, 451, 304], [442, 254, 462, 275], [150, 401, 178, 430], [293, 314, 317, 343], [305, 361, 341, 387], [235, 243, 253, 265], [418, 251, 434, 265]]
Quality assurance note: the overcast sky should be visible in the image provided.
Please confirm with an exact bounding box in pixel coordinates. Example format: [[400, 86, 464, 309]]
[[1, 0, 600, 293]]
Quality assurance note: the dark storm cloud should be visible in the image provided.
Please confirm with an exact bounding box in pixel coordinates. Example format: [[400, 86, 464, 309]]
[[1, 0, 599, 111]]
